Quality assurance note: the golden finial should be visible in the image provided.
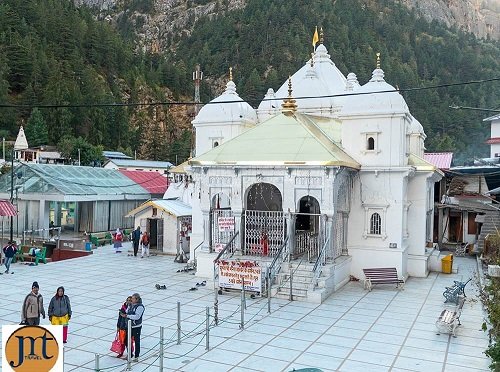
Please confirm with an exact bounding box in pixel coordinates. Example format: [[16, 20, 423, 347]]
[[229, 67, 233, 81], [320, 27, 324, 44], [376, 53, 381, 69], [281, 76, 297, 115]]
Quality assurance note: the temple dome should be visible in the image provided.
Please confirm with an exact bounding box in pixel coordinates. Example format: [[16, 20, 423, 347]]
[[257, 88, 280, 122], [269, 43, 346, 115], [341, 67, 408, 115], [193, 80, 257, 125]]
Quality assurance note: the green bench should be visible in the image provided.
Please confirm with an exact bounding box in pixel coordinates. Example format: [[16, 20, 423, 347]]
[[13, 246, 48, 265], [89, 232, 113, 247]]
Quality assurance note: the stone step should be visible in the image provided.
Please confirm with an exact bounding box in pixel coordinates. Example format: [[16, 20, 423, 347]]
[[276, 286, 308, 298]]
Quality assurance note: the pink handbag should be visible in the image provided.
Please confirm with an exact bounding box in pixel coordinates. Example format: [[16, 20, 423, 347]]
[[110, 332, 124, 354]]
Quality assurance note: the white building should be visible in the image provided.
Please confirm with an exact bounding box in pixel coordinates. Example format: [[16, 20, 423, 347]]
[[485, 114, 500, 158], [104, 159, 173, 174], [186, 36, 442, 300]]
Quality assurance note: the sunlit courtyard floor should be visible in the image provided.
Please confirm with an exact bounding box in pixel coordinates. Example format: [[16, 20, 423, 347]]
[[1, 243, 491, 371]]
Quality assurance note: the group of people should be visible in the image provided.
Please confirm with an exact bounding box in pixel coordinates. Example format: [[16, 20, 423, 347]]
[[21, 282, 72, 343], [116, 293, 145, 361], [113, 227, 151, 258], [19, 282, 146, 361]]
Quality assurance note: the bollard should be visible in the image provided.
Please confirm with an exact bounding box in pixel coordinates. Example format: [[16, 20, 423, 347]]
[[205, 306, 210, 351], [289, 270, 293, 301], [127, 319, 132, 370], [214, 287, 219, 326], [240, 288, 245, 329], [267, 273, 271, 314], [177, 301, 181, 345], [94, 353, 100, 372], [242, 276, 247, 310], [159, 326, 164, 371]]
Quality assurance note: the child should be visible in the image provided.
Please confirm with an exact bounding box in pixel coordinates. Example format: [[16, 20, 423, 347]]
[[141, 232, 150, 258]]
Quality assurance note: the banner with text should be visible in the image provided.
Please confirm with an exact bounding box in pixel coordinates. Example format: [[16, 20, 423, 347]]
[[217, 260, 262, 292]]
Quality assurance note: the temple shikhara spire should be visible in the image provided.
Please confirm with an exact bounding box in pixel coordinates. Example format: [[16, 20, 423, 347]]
[[281, 76, 297, 114]]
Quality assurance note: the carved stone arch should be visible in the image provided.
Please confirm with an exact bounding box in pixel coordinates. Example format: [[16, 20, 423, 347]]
[[245, 182, 282, 211]]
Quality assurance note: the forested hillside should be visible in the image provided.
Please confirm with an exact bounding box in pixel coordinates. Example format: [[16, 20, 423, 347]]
[[0, 0, 499, 164], [0, 0, 191, 164]]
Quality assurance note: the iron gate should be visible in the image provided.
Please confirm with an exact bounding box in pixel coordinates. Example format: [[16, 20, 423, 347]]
[[292, 213, 327, 260], [243, 210, 286, 257], [211, 209, 234, 252]]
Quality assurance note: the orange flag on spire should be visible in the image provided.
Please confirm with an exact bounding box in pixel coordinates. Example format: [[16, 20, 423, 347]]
[[312, 26, 319, 49]]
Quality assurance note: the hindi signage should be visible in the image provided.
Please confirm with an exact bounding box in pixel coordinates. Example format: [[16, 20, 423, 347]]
[[217, 217, 235, 231], [217, 260, 262, 292]]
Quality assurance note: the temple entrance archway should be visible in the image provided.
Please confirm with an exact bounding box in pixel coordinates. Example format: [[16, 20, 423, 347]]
[[244, 183, 285, 256]]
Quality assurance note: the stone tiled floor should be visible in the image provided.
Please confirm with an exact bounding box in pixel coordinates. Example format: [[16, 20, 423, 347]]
[[0, 244, 491, 371]]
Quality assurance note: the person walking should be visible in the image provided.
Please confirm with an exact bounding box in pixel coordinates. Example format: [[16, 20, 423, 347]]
[[48, 286, 72, 343], [21, 282, 45, 325], [120, 293, 144, 362], [141, 232, 150, 258], [3, 241, 17, 274], [116, 296, 133, 358], [114, 228, 123, 253], [132, 226, 141, 257]]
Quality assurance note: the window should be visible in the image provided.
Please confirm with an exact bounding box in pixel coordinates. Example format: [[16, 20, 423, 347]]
[[367, 137, 375, 150], [213, 141, 219, 148], [370, 213, 381, 235]]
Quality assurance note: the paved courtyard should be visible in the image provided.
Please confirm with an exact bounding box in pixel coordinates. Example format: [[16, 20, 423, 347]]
[[1, 243, 492, 372]]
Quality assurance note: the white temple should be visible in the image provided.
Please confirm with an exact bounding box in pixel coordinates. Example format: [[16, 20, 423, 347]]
[[186, 32, 442, 301]]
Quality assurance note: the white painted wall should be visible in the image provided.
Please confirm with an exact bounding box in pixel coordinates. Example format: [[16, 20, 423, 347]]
[[491, 118, 500, 157]]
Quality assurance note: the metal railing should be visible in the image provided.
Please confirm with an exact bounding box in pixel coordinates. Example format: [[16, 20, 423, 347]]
[[264, 236, 289, 296], [22, 227, 61, 245], [312, 235, 330, 289], [213, 231, 240, 285]]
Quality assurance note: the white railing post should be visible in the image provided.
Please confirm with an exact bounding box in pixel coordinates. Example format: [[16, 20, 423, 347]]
[[205, 307, 210, 350], [94, 353, 100, 371], [126, 319, 132, 370], [159, 326, 164, 371], [177, 301, 181, 345]]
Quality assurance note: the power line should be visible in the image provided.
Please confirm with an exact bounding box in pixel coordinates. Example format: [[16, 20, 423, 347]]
[[449, 105, 500, 113], [0, 77, 498, 109]]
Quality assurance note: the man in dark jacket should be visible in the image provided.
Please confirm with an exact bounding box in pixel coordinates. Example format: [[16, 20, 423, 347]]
[[132, 226, 141, 257], [2, 241, 17, 274], [120, 292, 144, 362]]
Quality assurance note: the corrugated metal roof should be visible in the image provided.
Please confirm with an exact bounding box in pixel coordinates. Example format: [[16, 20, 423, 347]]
[[423, 152, 453, 170], [109, 159, 173, 168], [126, 199, 191, 217], [119, 170, 169, 195], [103, 151, 132, 159], [0, 164, 150, 198], [0, 199, 16, 216]]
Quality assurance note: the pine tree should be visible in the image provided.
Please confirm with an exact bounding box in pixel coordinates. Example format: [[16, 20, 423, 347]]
[[25, 108, 48, 147]]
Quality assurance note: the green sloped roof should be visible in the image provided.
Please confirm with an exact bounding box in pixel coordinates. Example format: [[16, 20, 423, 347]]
[[190, 113, 360, 168]]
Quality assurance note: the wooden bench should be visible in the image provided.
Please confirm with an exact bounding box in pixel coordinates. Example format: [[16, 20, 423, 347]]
[[363, 267, 405, 291], [436, 295, 465, 337], [89, 232, 113, 247]]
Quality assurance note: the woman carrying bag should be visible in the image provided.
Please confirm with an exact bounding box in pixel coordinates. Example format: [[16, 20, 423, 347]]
[[114, 296, 133, 358], [48, 286, 72, 343]]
